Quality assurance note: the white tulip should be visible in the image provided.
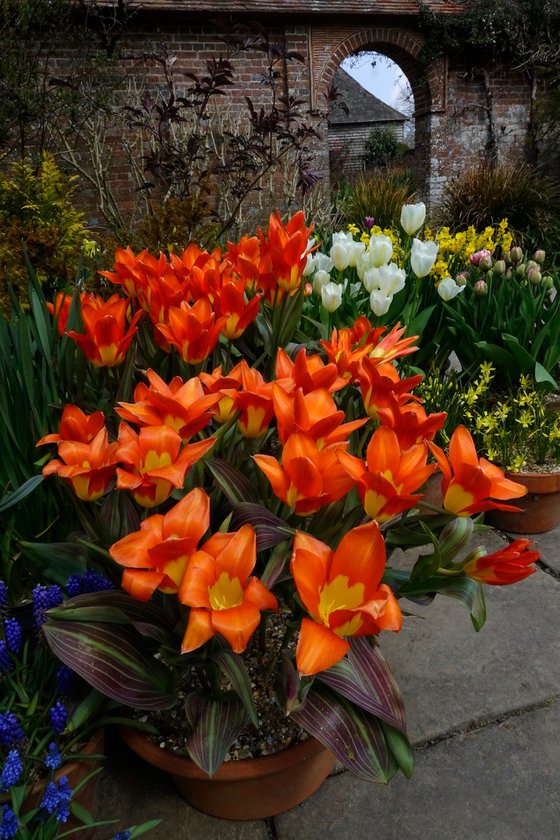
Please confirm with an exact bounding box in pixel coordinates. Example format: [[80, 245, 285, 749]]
[[368, 234, 393, 267], [314, 252, 334, 273], [330, 241, 351, 271], [410, 238, 439, 278], [369, 289, 393, 316], [331, 230, 354, 245], [347, 240, 366, 267], [321, 281, 343, 312], [437, 277, 465, 301], [363, 263, 406, 296], [313, 269, 331, 294], [356, 251, 373, 281], [400, 202, 426, 235], [302, 252, 315, 277]]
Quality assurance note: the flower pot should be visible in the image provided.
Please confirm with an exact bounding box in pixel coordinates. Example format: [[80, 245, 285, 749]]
[[486, 470, 560, 534], [1, 728, 104, 839], [119, 725, 335, 820]]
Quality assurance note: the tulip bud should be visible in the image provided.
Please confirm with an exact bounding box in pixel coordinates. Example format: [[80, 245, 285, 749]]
[[400, 202, 426, 236], [364, 215, 375, 230], [321, 281, 343, 312], [515, 263, 526, 279], [493, 259, 506, 276], [534, 249, 546, 264], [368, 234, 393, 267], [330, 242, 351, 272], [474, 279, 488, 296], [304, 282, 313, 297], [525, 260, 538, 272], [503, 251, 512, 266], [544, 275, 554, 291], [527, 267, 542, 285], [455, 271, 469, 287], [479, 255, 493, 272], [509, 246, 523, 264], [506, 268, 513, 280], [410, 238, 439, 278], [313, 269, 331, 294]]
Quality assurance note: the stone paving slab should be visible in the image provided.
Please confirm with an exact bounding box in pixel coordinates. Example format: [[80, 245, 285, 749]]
[[96, 737, 269, 840], [275, 699, 560, 840], [379, 565, 560, 743], [515, 522, 560, 575]]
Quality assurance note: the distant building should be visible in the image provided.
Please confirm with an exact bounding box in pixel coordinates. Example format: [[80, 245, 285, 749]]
[[329, 68, 408, 177]]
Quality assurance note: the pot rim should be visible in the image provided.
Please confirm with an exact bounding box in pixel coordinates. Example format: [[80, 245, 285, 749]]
[[505, 469, 560, 492], [119, 724, 326, 781]]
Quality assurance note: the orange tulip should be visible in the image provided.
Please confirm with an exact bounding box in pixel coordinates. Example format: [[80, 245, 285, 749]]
[[109, 488, 211, 601], [213, 281, 262, 340], [337, 427, 436, 522], [42, 427, 119, 501], [428, 426, 527, 517], [116, 422, 215, 507], [377, 395, 446, 449], [257, 210, 314, 300], [179, 524, 278, 654], [36, 405, 106, 446], [231, 361, 274, 438], [155, 298, 225, 365], [272, 384, 366, 447], [66, 293, 143, 367], [116, 370, 220, 441], [227, 234, 262, 290], [99, 246, 167, 299], [291, 522, 402, 676], [275, 347, 346, 395], [357, 358, 423, 421], [47, 292, 73, 335], [463, 539, 539, 585], [367, 322, 418, 365], [199, 365, 243, 425], [254, 432, 354, 515]]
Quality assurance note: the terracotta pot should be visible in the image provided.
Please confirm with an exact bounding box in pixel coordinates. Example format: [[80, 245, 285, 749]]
[[1, 728, 104, 839], [120, 725, 335, 820], [486, 470, 560, 534]]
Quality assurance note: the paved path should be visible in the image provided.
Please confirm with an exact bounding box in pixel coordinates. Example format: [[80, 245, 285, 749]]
[[97, 525, 560, 840]]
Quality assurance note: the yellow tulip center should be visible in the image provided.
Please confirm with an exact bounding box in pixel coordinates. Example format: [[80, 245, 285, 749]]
[[444, 484, 474, 516], [209, 572, 244, 610], [99, 343, 119, 366], [364, 489, 388, 520], [240, 405, 266, 438], [318, 575, 364, 627], [144, 449, 173, 471]]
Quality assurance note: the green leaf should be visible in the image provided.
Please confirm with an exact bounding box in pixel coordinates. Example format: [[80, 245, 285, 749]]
[[534, 361, 558, 390], [185, 692, 248, 776], [473, 341, 514, 370], [379, 721, 415, 779], [43, 620, 176, 709], [501, 334, 535, 374], [213, 647, 259, 728], [206, 458, 259, 506], [291, 684, 399, 783], [0, 475, 43, 512]]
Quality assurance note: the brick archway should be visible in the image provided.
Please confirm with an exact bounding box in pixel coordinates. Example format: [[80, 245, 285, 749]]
[[310, 25, 447, 204]]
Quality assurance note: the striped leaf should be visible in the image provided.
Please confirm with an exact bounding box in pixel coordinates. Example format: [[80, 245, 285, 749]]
[[291, 684, 399, 783], [43, 620, 176, 710], [230, 502, 294, 551], [317, 637, 407, 733], [206, 458, 259, 506], [213, 647, 259, 728], [185, 692, 248, 776]]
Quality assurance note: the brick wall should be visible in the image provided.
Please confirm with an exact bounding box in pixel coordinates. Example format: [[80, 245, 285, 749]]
[[43, 10, 535, 234]]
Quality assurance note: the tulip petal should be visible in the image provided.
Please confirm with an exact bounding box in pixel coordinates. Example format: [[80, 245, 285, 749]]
[[182, 608, 215, 652], [296, 618, 349, 676], [215, 524, 256, 583], [210, 601, 262, 653], [331, 521, 386, 594], [121, 569, 165, 602]]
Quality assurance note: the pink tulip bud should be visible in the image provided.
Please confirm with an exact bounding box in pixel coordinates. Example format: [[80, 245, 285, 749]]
[[534, 249, 546, 264], [493, 259, 506, 276], [479, 255, 493, 272], [527, 268, 542, 285], [509, 246, 523, 264], [474, 280, 488, 296]]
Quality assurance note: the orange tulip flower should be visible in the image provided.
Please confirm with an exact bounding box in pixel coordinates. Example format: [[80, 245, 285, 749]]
[[227, 234, 262, 290], [42, 427, 119, 501], [179, 524, 278, 654], [275, 347, 346, 395], [99, 246, 167, 299], [155, 298, 225, 365], [116, 422, 215, 507], [337, 427, 436, 522], [258, 210, 314, 299], [199, 365, 243, 425], [357, 358, 423, 421], [139, 267, 191, 326], [463, 539, 539, 585], [290, 522, 402, 676], [272, 384, 366, 447], [231, 361, 274, 438], [377, 395, 446, 449], [36, 404, 106, 447], [66, 293, 143, 367], [116, 370, 220, 441], [109, 487, 211, 601], [428, 426, 527, 517], [367, 322, 418, 365], [47, 292, 73, 335], [254, 432, 354, 515], [213, 281, 262, 340]]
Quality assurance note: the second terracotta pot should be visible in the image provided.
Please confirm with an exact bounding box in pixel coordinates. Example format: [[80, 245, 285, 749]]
[[486, 470, 560, 534], [120, 725, 335, 820]]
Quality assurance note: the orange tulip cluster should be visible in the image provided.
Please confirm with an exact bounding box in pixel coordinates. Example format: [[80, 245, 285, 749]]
[[39, 210, 540, 680]]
